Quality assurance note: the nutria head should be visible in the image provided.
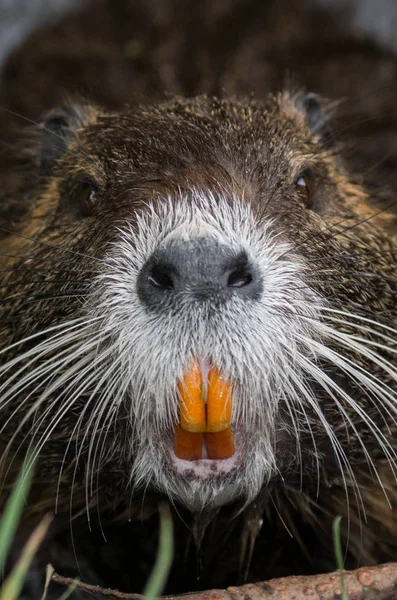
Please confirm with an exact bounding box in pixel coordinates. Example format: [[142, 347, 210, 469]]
[[0, 91, 396, 521]]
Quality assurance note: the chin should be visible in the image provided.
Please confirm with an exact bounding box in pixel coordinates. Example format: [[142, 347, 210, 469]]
[[129, 428, 276, 512]]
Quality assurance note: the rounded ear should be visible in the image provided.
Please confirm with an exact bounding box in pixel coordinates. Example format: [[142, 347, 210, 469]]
[[39, 105, 89, 175], [292, 91, 339, 137]]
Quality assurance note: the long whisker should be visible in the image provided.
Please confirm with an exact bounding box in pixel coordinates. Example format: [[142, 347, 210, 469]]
[[301, 331, 397, 474], [22, 343, 118, 473], [0, 226, 105, 264], [0, 106, 99, 169], [282, 360, 362, 518], [0, 292, 94, 306], [318, 307, 397, 335], [305, 247, 397, 264], [0, 317, 100, 372], [0, 335, 102, 441]]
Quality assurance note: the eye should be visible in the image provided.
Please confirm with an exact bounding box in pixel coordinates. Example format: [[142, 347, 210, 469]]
[[295, 172, 314, 208], [71, 178, 99, 217]]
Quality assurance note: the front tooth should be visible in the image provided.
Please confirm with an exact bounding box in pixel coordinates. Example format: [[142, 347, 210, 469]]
[[174, 424, 203, 460], [204, 428, 235, 459], [178, 360, 206, 432], [206, 367, 232, 432]]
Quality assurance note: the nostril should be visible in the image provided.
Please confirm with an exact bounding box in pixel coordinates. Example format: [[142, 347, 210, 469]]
[[226, 252, 254, 288], [227, 267, 253, 288], [138, 244, 262, 310], [148, 263, 175, 290]]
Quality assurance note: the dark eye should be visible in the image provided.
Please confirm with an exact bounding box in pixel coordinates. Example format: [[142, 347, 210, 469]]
[[295, 172, 314, 208], [72, 178, 99, 217]]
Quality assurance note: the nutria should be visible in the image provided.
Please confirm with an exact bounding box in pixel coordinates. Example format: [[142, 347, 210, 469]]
[[0, 0, 397, 598]]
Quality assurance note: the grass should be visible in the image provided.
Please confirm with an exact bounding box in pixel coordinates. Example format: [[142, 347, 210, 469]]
[[0, 514, 51, 600], [143, 502, 174, 600], [0, 467, 351, 600], [0, 455, 174, 600], [0, 456, 54, 600], [333, 515, 348, 600], [0, 457, 35, 575]]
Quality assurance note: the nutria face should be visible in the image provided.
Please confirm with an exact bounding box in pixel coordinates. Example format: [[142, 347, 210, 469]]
[[0, 92, 396, 516]]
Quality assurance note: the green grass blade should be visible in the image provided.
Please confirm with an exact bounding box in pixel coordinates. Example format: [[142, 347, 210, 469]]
[[332, 515, 348, 600], [0, 514, 51, 600], [143, 503, 174, 600], [56, 580, 78, 600], [0, 456, 35, 574]]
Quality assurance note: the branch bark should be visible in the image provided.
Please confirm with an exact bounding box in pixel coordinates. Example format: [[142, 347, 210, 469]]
[[51, 562, 397, 600]]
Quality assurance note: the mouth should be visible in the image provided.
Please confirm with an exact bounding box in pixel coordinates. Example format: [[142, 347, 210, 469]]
[[170, 359, 240, 478]]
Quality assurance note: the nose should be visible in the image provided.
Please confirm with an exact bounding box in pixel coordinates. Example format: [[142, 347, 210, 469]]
[[137, 238, 262, 309]]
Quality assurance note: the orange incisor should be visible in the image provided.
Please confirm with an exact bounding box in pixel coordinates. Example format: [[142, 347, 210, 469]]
[[174, 361, 235, 461], [178, 360, 206, 432], [206, 367, 232, 432], [174, 425, 203, 461], [204, 429, 235, 460]]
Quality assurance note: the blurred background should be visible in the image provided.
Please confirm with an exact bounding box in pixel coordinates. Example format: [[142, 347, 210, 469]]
[[1, 0, 397, 71]]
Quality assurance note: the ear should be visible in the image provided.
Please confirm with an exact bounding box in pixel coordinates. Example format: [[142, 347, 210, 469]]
[[292, 91, 338, 137], [39, 105, 91, 175]]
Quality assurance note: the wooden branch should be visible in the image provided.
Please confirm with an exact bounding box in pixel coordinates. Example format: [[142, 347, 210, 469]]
[[51, 562, 397, 600]]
